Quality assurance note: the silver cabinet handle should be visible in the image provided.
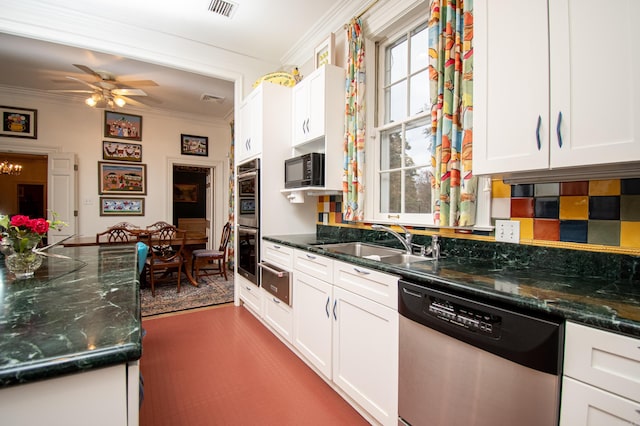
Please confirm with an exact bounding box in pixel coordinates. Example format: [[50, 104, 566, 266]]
[[333, 299, 337, 320], [258, 262, 287, 278], [273, 297, 280, 304], [402, 287, 422, 298], [535, 115, 542, 150], [556, 111, 563, 148], [325, 296, 330, 318], [353, 267, 370, 275], [273, 245, 281, 250], [306, 253, 316, 260], [245, 286, 252, 291]]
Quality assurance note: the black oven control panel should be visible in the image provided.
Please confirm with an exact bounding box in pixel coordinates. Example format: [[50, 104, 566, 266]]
[[426, 296, 502, 338]]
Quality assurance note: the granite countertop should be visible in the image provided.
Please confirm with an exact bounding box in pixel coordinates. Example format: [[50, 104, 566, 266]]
[[0, 245, 142, 387], [264, 234, 640, 339]]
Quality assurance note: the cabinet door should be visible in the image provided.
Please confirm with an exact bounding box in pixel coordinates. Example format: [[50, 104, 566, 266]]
[[560, 377, 640, 426], [549, 0, 640, 168], [237, 95, 253, 163], [332, 286, 398, 426], [263, 290, 293, 344], [239, 279, 263, 317], [473, 0, 550, 175], [292, 271, 333, 379], [292, 81, 311, 145], [305, 70, 326, 142]]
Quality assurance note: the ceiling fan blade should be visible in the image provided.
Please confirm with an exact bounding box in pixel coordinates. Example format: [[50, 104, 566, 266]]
[[119, 96, 146, 107], [116, 79, 158, 87], [73, 64, 102, 79], [112, 88, 147, 97], [48, 89, 95, 94], [66, 76, 103, 91]]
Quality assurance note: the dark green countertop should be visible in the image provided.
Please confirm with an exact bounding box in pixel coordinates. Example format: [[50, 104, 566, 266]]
[[0, 245, 142, 387], [264, 234, 640, 339]]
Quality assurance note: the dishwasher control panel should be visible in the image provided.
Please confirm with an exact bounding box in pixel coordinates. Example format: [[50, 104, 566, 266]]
[[426, 296, 501, 338]]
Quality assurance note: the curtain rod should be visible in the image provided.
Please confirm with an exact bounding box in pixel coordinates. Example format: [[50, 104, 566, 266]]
[[343, 0, 379, 29]]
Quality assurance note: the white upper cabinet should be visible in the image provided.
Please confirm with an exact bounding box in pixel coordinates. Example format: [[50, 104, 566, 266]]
[[474, 0, 640, 177], [236, 82, 291, 164], [291, 64, 344, 148]]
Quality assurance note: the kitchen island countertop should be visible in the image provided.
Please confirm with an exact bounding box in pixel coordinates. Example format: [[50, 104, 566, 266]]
[[264, 234, 640, 339], [0, 245, 142, 387]]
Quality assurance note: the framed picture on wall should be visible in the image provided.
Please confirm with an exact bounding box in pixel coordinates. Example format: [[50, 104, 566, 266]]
[[180, 134, 208, 157], [99, 197, 145, 216], [104, 111, 142, 141], [98, 161, 147, 195], [102, 141, 142, 162], [173, 183, 198, 203], [0, 105, 37, 139], [314, 33, 335, 69]]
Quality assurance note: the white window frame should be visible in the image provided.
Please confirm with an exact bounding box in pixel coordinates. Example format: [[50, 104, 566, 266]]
[[370, 16, 434, 225]]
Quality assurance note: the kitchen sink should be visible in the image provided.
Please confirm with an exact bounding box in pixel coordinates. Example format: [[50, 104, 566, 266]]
[[318, 242, 434, 265], [318, 242, 404, 258]]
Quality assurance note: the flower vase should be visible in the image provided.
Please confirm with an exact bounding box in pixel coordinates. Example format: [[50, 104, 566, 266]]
[[4, 236, 43, 279]]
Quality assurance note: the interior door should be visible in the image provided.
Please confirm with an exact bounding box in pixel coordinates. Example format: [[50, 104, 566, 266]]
[[47, 153, 76, 242]]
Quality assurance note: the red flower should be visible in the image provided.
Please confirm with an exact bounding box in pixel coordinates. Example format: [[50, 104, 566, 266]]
[[30, 218, 50, 235], [10, 215, 30, 228]]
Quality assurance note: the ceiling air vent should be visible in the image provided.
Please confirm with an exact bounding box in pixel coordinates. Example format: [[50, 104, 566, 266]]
[[208, 0, 238, 18], [200, 93, 225, 103]]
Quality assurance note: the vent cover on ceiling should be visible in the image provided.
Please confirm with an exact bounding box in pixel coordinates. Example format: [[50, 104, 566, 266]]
[[200, 93, 225, 103], [208, 0, 238, 18]]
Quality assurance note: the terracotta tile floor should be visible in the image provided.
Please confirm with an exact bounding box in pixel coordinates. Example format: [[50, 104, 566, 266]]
[[139, 305, 369, 425]]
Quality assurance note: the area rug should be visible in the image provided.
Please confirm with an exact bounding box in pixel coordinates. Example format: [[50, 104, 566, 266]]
[[140, 272, 234, 317]]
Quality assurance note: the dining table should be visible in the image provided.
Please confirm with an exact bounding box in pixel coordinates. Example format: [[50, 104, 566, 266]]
[[62, 231, 208, 287]]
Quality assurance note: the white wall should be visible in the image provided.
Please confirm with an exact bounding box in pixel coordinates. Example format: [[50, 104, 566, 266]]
[[0, 88, 231, 237]]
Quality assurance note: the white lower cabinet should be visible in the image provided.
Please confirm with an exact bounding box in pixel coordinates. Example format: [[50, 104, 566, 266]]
[[0, 363, 138, 426], [263, 291, 293, 344], [332, 285, 398, 426], [293, 271, 333, 379], [238, 276, 263, 317], [292, 249, 399, 426], [560, 321, 640, 425]]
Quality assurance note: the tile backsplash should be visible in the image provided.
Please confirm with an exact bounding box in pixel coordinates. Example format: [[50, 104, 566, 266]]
[[492, 178, 640, 248], [317, 178, 640, 250]]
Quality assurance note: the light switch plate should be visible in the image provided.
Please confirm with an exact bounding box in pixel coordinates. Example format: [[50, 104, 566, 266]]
[[495, 220, 520, 244]]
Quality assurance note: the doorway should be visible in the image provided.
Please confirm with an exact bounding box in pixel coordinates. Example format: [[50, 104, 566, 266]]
[[0, 153, 48, 216], [17, 184, 45, 218], [172, 165, 211, 238]]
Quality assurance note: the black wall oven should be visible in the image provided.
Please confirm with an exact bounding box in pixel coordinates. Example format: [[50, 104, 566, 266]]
[[237, 159, 259, 228], [237, 159, 260, 284], [237, 225, 258, 284]]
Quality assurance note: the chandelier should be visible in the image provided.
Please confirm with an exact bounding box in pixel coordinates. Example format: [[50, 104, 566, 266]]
[[0, 160, 22, 176]]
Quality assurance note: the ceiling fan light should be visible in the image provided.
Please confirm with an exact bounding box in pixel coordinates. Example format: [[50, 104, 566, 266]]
[[85, 97, 97, 107], [114, 97, 126, 107]]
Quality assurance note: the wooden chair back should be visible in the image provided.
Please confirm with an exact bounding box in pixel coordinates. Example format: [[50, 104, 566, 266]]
[[96, 226, 134, 244], [146, 221, 173, 231]]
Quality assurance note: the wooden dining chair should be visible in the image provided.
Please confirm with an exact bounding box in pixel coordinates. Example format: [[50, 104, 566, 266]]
[[95, 226, 134, 244], [146, 221, 173, 231], [191, 222, 232, 281], [144, 226, 187, 297]]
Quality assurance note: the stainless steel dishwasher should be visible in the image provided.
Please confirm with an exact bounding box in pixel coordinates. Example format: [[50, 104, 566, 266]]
[[398, 279, 563, 426]]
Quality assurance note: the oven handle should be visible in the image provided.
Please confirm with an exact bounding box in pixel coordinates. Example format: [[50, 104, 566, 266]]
[[258, 262, 287, 278], [237, 226, 258, 235], [238, 171, 258, 179]]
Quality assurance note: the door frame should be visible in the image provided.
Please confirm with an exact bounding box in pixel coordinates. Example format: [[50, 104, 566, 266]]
[[166, 157, 226, 249]]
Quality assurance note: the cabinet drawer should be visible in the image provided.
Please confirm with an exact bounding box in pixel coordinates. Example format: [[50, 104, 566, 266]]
[[560, 376, 640, 425], [333, 260, 399, 310], [564, 321, 640, 402], [239, 280, 263, 317], [262, 240, 294, 269], [294, 250, 333, 283], [263, 290, 293, 344]]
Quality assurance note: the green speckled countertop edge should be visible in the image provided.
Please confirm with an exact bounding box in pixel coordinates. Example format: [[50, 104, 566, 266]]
[[264, 234, 640, 339], [0, 245, 142, 388]]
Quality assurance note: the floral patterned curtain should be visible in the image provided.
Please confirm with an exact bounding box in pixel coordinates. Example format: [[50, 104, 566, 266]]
[[429, 0, 477, 226], [343, 18, 366, 222]]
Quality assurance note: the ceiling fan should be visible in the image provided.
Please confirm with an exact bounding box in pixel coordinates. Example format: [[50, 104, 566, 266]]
[[51, 64, 159, 109]]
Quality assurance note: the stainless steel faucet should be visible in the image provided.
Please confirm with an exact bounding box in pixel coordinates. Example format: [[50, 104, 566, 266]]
[[428, 235, 440, 260], [371, 224, 412, 254]]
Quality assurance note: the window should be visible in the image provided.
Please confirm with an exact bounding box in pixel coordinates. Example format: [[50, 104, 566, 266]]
[[374, 20, 432, 224]]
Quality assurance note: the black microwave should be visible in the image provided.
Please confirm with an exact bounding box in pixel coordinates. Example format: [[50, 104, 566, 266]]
[[284, 152, 325, 188]]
